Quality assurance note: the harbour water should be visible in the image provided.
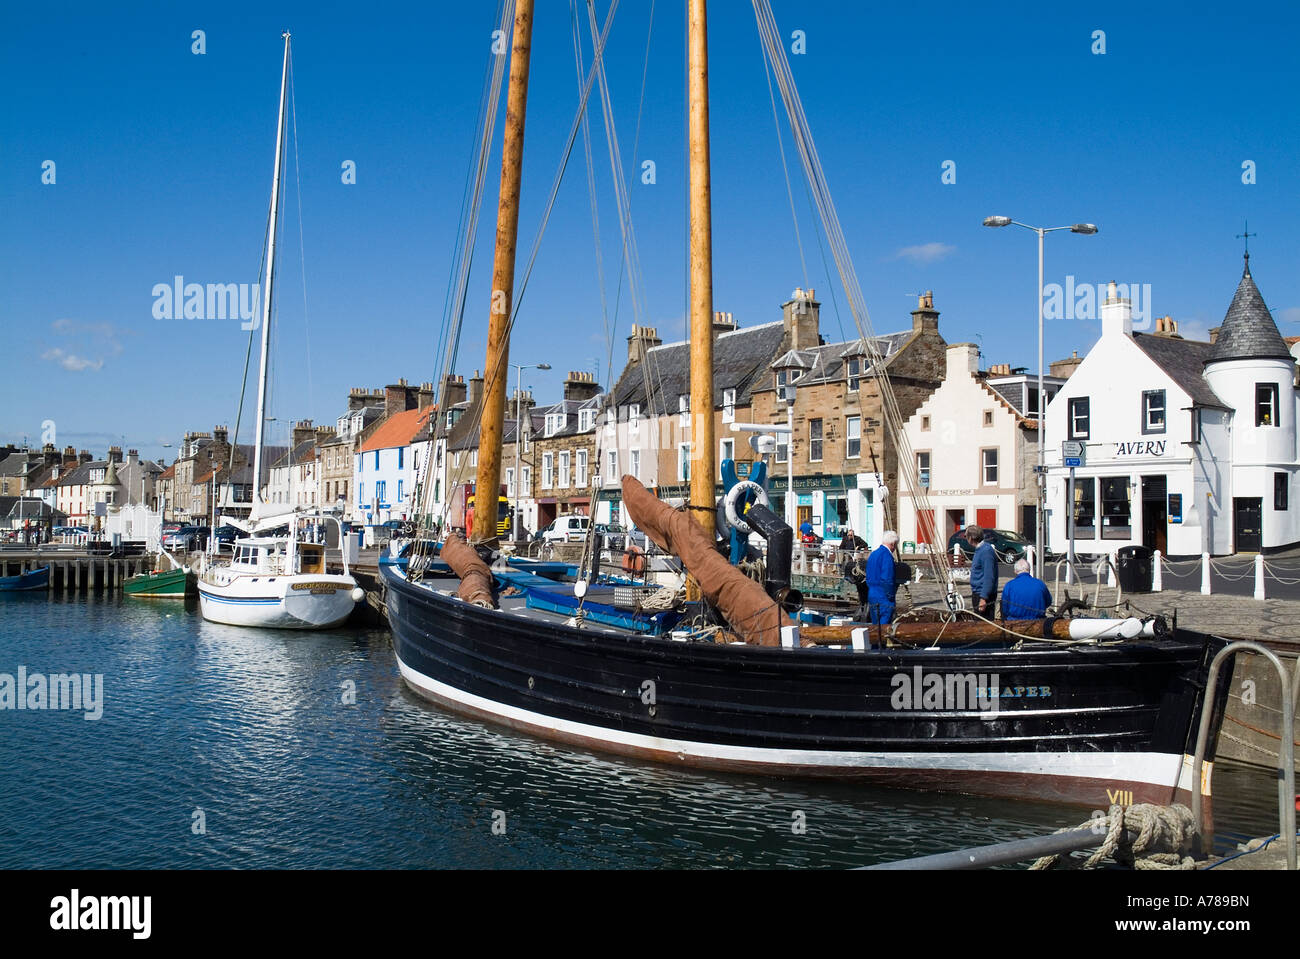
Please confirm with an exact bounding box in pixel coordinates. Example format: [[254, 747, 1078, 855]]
[[0, 593, 1282, 869]]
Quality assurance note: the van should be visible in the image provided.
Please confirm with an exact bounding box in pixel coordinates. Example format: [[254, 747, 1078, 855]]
[[537, 515, 590, 544]]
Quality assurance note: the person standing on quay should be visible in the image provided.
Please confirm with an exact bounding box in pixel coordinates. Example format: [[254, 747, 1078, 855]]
[[966, 524, 997, 616], [865, 530, 901, 625]]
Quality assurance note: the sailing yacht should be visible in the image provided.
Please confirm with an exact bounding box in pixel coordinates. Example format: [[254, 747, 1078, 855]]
[[198, 33, 363, 630], [382, 2, 1230, 809]]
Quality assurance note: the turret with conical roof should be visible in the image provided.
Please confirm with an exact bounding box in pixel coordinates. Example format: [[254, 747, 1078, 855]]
[[1203, 252, 1296, 474], [1206, 253, 1291, 364]]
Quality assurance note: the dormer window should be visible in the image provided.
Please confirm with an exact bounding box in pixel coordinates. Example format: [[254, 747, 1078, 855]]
[[846, 356, 864, 392]]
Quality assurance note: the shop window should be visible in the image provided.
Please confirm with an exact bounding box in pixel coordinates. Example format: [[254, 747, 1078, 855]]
[[1071, 477, 1096, 539], [1101, 477, 1131, 540]]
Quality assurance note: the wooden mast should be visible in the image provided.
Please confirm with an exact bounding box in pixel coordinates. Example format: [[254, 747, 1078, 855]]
[[473, 0, 535, 545], [687, 0, 716, 538]]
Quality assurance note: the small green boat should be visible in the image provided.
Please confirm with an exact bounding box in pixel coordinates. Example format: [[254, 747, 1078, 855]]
[[123, 565, 197, 598]]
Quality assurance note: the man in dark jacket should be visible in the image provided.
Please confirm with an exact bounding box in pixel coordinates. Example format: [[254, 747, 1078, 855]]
[[839, 528, 869, 609], [966, 524, 997, 616], [864, 530, 900, 624]]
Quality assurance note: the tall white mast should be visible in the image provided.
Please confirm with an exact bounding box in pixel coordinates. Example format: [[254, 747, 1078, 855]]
[[250, 32, 291, 522]]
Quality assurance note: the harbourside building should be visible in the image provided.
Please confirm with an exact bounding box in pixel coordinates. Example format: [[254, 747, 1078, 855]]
[[602, 310, 787, 524], [1044, 258, 1300, 558], [747, 291, 948, 547], [354, 404, 436, 530], [898, 344, 1067, 550], [531, 372, 603, 530]]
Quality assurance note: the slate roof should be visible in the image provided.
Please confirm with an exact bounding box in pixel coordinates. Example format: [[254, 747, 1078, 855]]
[[56, 461, 108, 487], [271, 439, 319, 469], [772, 331, 914, 389], [1131, 334, 1229, 410], [1207, 255, 1291, 363], [536, 396, 603, 440], [611, 321, 788, 414]]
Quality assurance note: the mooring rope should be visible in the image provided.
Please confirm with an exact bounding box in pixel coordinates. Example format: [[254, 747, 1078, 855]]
[[1029, 804, 1199, 870]]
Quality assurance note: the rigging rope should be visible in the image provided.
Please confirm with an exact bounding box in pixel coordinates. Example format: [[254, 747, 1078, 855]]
[[752, 0, 949, 592]]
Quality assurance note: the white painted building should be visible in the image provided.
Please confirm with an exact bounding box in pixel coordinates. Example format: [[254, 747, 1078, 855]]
[[354, 406, 435, 529], [1044, 259, 1300, 558], [899, 344, 1057, 549]]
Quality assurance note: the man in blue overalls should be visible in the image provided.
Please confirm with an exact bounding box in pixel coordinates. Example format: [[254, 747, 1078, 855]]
[[864, 530, 900, 625], [1000, 558, 1052, 620]]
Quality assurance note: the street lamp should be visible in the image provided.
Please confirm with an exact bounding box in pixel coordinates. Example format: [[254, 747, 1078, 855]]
[[983, 216, 1098, 578], [510, 361, 550, 540], [770, 351, 814, 529]]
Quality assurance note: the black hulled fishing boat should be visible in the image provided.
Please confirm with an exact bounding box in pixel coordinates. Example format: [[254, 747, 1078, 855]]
[[384, 0, 1230, 810]]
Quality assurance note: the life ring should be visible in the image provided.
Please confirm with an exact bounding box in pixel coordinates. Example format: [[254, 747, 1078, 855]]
[[622, 544, 647, 574], [723, 480, 770, 535]]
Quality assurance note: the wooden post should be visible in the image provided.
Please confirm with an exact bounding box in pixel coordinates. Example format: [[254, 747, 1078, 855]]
[[472, 0, 534, 546], [687, 0, 716, 541]]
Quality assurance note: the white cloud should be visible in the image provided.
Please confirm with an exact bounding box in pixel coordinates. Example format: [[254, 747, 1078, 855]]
[[894, 242, 956, 264], [42, 348, 104, 372]]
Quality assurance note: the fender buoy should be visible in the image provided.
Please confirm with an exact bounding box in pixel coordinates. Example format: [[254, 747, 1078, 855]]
[[622, 545, 646, 575]]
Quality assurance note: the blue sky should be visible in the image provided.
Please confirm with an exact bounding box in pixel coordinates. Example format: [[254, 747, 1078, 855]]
[[4, 1, 1298, 464]]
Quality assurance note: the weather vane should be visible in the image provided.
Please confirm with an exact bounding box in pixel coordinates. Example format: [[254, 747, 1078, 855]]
[[1236, 220, 1256, 257]]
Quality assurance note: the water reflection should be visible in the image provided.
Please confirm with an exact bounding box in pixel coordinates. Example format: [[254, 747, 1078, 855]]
[[0, 596, 1284, 868]]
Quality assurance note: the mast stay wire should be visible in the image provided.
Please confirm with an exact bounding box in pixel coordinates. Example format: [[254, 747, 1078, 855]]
[[425, 0, 623, 545], [753, 1, 948, 588]]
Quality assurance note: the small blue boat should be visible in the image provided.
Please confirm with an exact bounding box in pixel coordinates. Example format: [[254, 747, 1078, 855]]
[[0, 566, 49, 591]]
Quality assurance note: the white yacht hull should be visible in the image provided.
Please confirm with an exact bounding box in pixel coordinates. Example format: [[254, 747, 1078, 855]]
[[199, 571, 361, 629]]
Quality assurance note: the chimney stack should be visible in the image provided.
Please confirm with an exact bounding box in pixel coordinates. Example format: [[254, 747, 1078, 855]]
[[1049, 351, 1083, 380], [946, 343, 980, 379], [782, 287, 822, 351], [626, 324, 663, 364], [292, 420, 316, 448], [1101, 280, 1133, 338], [563, 370, 601, 402], [439, 373, 468, 408], [911, 290, 939, 334]]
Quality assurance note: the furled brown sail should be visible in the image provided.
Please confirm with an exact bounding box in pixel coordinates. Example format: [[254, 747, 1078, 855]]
[[622, 475, 783, 646], [442, 533, 495, 607]]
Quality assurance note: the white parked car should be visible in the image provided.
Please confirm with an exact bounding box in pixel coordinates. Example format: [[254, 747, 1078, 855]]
[[536, 515, 590, 544]]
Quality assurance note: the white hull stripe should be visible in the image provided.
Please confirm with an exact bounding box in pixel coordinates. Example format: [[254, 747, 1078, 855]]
[[394, 657, 1204, 793]]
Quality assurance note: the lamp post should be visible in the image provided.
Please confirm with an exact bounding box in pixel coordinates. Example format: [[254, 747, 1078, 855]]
[[770, 352, 812, 529], [510, 361, 550, 540], [983, 216, 1097, 579]]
